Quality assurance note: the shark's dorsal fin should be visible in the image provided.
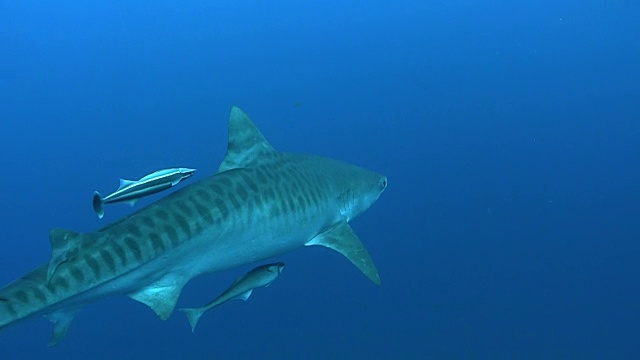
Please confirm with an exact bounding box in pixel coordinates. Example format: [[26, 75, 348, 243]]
[[218, 106, 275, 173], [128, 276, 187, 320], [47, 229, 95, 283], [305, 222, 381, 285]]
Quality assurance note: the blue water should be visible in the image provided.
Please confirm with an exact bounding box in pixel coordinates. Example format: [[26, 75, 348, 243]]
[[1, 1, 639, 358]]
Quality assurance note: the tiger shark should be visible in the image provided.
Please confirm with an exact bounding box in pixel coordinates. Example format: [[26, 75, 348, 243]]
[[0, 106, 387, 346]]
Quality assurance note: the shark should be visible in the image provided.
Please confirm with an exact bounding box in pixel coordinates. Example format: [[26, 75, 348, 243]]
[[0, 106, 387, 346]]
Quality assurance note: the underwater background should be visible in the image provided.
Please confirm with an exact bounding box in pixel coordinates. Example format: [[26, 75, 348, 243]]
[[1, 1, 639, 358]]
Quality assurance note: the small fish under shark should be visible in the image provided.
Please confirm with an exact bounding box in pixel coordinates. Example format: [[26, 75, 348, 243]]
[[180, 262, 285, 332], [92, 167, 196, 219]]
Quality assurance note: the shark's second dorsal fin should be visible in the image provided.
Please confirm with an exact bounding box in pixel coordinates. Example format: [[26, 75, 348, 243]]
[[47, 229, 96, 283], [218, 106, 275, 173]]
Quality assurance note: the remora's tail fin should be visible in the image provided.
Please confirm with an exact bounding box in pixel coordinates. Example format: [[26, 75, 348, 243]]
[[92, 191, 104, 219], [179, 307, 204, 333]]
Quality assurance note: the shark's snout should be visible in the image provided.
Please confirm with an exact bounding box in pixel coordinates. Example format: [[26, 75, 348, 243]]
[[380, 176, 388, 192]]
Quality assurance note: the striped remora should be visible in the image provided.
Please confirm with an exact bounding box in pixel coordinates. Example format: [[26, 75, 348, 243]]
[[92, 167, 196, 219]]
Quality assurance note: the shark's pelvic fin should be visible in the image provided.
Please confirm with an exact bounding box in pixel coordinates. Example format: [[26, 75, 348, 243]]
[[128, 277, 186, 320], [306, 222, 381, 285], [218, 106, 275, 173], [47, 229, 95, 283], [46, 307, 80, 347]]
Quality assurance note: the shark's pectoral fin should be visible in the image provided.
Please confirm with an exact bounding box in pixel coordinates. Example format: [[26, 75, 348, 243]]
[[47, 229, 97, 283], [128, 277, 186, 320], [306, 222, 381, 285], [45, 307, 80, 347]]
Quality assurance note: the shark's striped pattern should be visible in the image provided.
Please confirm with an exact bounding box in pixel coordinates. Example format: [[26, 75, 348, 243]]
[[0, 106, 387, 345]]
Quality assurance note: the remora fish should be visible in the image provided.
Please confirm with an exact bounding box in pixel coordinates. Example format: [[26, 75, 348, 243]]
[[0, 106, 387, 346], [92, 167, 196, 219], [180, 262, 285, 332]]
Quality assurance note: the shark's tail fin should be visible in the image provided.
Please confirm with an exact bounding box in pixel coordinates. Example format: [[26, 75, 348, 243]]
[[179, 307, 204, 333], [92, 191, 104, 219]]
